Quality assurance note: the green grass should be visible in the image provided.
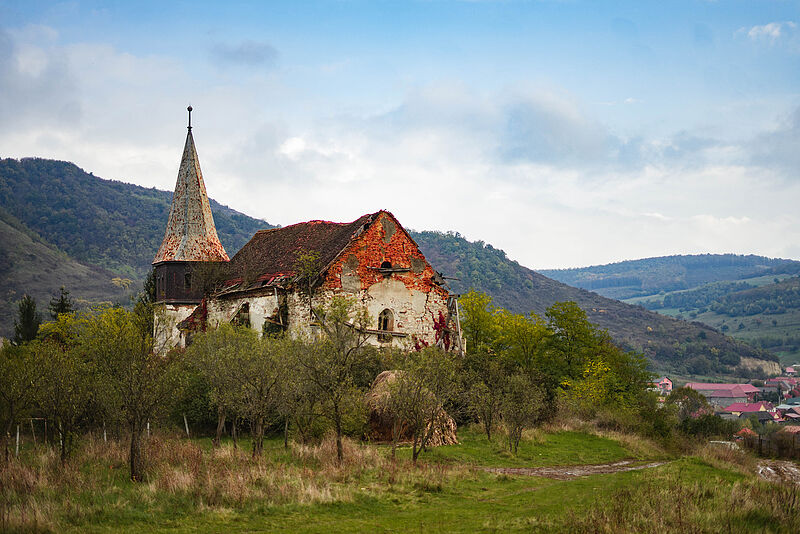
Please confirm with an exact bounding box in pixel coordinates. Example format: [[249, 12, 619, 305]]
[[391, 426, 636, 467], [57, 457, 755, 533], [2, 429, 793, 533]]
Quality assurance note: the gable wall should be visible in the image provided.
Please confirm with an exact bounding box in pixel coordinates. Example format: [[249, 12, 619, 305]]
[[322, 211, 448, 298], [306, 211, 451, 347]]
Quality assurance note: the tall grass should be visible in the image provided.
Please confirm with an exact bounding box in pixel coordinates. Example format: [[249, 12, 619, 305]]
[[567, 469, 800, 533], [0, 432, 474, 532]]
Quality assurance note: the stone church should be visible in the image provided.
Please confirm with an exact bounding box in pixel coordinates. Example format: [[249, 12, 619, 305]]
[[153, 110, 463, 353]]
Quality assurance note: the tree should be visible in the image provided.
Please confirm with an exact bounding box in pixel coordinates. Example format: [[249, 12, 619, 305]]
[[85, 307, 183, 481], [139, 268, 156, 306], [465, 350, 507, 441], [295, 296, 374, 464], [0, 343, 43, 462], [665, 387, 712, 421], [294, 250, 322, 315], [34, 340, 94, 465], [494, 309, 548, 369], [458, 290, 498, 351], [13, 294, 41, 344], [239, 334, 290, 457], [49, 286, 74, 319], [387, 347, 459, 463], [546, 301, 598, 381], [501, 373, 545, 454], [186, 325, 249, 447]]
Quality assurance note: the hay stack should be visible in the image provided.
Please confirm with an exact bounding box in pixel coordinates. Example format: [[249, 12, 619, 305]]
[[365, 370, 458, 447]]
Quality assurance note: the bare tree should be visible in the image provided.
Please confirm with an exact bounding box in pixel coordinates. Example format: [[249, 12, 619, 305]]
[[0, 343, 42, 462], [296, 296, 374, 464], [87, 306, 183, 481], [501, 373, 545, 454], [386, 348, 458, 463]]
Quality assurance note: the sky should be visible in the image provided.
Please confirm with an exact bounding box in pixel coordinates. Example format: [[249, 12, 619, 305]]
[[1, 0, 798, 269]]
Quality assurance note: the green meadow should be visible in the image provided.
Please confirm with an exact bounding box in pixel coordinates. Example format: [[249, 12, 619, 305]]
[[3, 425, 796, 533]]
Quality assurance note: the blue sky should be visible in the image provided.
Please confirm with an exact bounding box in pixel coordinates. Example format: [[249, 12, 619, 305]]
[[1, 0, 798, 268]]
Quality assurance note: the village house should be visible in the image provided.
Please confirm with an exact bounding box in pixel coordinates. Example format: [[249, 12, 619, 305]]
[[649, 376, 673, 396], [723, 401, 775, 418], [685, 382, 760, 408], [153, 109, 462, 352]]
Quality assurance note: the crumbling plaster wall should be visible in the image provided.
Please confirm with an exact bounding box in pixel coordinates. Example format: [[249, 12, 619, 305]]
[[155, 303, 196, 351], [206, 294, 279, 332], [283, 211, 451, 347]]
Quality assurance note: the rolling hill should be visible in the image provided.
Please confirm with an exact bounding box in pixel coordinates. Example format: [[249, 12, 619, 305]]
[[540, 254, 798, 300], [538, 252, 800, 365], [0, 206, 130, 333], [0, 157, 781, 376]]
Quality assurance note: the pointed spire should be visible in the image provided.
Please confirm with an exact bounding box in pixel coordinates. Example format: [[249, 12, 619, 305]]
[[153, 110, 229, 264]]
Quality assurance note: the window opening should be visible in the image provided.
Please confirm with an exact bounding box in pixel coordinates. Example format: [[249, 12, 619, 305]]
[[378, 309, 394, 342], [232, 302, 251, 328]]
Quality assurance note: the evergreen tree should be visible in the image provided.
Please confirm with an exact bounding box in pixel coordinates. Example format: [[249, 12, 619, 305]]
[[49, 286, 74, 319], [13, 294, 41, 344], [140, 268, 156, 306]]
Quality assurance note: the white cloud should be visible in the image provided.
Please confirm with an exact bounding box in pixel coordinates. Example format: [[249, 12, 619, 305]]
[[1, 25, 799, 269], [742, 21, 797, 44]]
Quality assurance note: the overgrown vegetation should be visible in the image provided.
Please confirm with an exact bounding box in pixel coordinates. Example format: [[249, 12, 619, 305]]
[[0, 285, 794, 531]]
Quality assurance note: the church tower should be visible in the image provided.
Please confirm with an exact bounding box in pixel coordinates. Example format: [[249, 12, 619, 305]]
[[153, 107, 229, 306]]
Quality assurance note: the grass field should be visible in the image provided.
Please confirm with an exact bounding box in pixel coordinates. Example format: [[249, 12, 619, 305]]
[[2, 425, 797, 533]]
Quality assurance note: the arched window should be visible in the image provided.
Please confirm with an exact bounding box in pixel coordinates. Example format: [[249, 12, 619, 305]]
[[378, 309, 394, 342]]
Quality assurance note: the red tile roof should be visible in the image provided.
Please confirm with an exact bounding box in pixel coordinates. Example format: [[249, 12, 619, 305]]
[[686, 382, 759, 397], [723, 402, 774, 413], [226, 212, 377, 283]]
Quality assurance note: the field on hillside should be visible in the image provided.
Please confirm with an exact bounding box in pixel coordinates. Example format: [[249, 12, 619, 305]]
[[3, 425, 797, 533], [624, 275, 800, 366]]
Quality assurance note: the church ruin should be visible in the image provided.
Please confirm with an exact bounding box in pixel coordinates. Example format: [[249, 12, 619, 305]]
[[153, 109, 463, 352]]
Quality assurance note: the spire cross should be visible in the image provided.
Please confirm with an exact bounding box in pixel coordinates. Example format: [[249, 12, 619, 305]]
[[187, 105, 193, 131]]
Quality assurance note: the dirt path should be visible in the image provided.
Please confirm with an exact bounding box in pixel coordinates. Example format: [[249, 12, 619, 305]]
[[757, 460, 800, 485], [483, 460, 669, 480]]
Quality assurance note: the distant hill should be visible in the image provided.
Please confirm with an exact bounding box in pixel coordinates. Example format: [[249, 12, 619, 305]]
[[0, 206, 129, 334], [413, 231, 778, 377], [0, 157, 780, 376], [536, 253, 800, 365], [0, 158, 273, 279], [540, 254, 797, 300], [626, 275, 800, 366]]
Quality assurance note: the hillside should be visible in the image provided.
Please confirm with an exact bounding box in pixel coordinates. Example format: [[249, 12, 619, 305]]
[[627, 276, 800, 365], [413, 231, 778, 376], [0, 157, 780, 375], [540, 254, 797, 300], [0, 207, 129, 335], [0, 158, 273, 279]]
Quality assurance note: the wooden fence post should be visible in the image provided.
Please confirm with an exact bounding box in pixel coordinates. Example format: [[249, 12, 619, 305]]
[[183, 414, 190, 439]]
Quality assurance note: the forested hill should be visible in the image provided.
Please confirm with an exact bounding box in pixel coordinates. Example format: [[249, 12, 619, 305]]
[[0, 157, 779, 376], [413, 231, 777, 376], [540, 254, 798, 300], [0, 158, 273, 279]]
